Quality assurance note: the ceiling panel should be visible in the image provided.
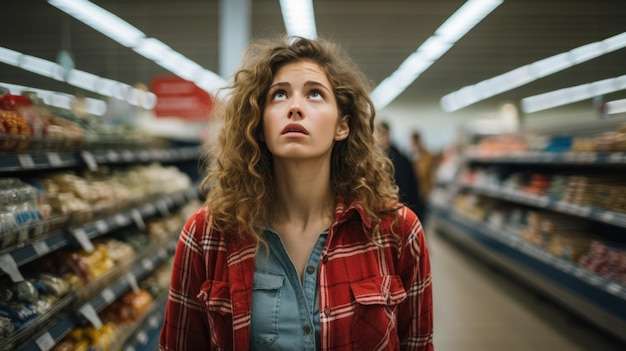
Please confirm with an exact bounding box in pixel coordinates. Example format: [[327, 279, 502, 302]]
[[1, 0, 625, 113]]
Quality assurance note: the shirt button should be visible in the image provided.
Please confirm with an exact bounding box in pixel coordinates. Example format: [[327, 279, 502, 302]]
[[321, 255, 328, 263], [306, 265, 315, 274], [324, 308, 331, 316], [303, 325, 312, 334]]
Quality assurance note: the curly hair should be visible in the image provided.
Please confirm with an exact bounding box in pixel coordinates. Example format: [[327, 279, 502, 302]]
[[202, 35, 400, 243]]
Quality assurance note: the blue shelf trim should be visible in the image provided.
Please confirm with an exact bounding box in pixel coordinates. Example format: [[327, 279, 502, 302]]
[[463, 184, 626, 229], [0, 146, 202, 173], [465, 151, 626, 165]]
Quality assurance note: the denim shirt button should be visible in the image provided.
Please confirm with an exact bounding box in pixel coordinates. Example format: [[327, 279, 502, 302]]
[[306, 265, 315, 274], [303, 325, 312, 334]]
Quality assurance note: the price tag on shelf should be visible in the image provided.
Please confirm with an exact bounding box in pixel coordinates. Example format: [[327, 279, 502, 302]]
[[101, 288, 116, 304], [47, 152, 63, 167], [156, 200, 171, 217], [608, 152, 625, 163], [0, 254, 24, 282], [72, 228, 95, 252], [80, 151, 98, 171], [106, 150, 120, 162], [18, 154, 35, 168], [136, 331, 148, 344], [601, 211, 615, 222], [78, 303, 103, 329], [32, 240, 50, 256], [95, 220, 108, 234], [35, 331, 56, 351], [148, 316, 160, 328], [606, 283, 622, 295], [158, 248, 167, 260], [122, 150, 134, 162], [143, 203, 156, 216], [131, 209, 146, 231], [142, 258, 155, 272], [126, 273, 140, 292], [138, 150, 150, 161], [114, 213, 130, 227]]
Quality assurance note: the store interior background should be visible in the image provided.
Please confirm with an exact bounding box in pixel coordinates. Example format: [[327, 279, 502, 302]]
[[3, 0, 626, 152], [2, 1, 626, 350]]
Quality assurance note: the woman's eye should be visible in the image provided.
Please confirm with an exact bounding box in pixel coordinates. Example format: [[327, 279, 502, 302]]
[[309, 90, 322, 100], [273, 91, 287, 100]]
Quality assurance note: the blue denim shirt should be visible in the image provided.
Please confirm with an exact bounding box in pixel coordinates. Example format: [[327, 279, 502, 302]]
[[249, 228, 328, 351]]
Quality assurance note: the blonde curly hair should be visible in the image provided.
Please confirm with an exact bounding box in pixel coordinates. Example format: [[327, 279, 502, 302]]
[[202, 35, 400, 243]]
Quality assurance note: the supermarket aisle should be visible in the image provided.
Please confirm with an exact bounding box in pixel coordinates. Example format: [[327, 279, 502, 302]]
[[428, 227, 625, 351]]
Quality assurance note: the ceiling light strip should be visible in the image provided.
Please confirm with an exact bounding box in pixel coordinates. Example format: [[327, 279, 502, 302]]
[[370, 0, 503, 110], [1, 82, 107, 116], [0, 46, 155, 109], [48, 0, 228, 96], [520, 75, 626, 113], [441, 31, 626, 112], [279, 0, 317, 39], [607, 98, 626, 115]]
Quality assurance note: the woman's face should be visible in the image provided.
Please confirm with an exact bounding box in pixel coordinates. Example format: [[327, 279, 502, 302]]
[[262, 60, 349, 161]]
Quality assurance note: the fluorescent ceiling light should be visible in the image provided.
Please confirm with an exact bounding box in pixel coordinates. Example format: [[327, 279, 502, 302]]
[[48, 0, 228, 96], [19, 55, 65, 81], [279, 0, 317, 39], [441, 31, 626, 112], [371, 0, 503, 110], [48, 0, 145, 48], [0, 46, 155, 109], [1, 82, 107, 116], [0, 47, 21, 66], [521, 75, 626, 113], [607, 98, 626, 115]]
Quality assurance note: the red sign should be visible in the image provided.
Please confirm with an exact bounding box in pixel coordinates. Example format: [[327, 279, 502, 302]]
[[151, 76, 213, 120]]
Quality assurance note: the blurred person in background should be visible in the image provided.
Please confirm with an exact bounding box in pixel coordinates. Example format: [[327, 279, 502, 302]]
[[375, 121, 425, 222], [410, 130, 434, 225], [160, 35, 433, 351]]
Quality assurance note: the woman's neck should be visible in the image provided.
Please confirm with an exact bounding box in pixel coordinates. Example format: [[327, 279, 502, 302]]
[[270, 158, 335, 227]]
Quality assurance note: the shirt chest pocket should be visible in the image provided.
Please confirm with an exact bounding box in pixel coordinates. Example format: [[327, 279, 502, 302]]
[[250, 272, 285, 346], [350, 275, 407, 349]]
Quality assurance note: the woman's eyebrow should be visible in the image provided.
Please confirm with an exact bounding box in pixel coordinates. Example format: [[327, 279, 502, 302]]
[[269, 82, 290, 90], [304, 81, 331, 93]]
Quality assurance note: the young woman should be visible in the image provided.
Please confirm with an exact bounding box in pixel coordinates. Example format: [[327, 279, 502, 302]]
[[159, 35, 434, 351]]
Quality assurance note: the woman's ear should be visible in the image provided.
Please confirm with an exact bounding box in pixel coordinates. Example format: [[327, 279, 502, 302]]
[[335, 115, 350, 141]]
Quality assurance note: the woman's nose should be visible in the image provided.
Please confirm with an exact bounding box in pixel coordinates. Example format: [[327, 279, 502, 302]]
[[288, 96, 304, 119]]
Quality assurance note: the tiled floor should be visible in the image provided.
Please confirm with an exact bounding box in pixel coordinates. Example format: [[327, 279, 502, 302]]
[[427, 227, 625, 351]]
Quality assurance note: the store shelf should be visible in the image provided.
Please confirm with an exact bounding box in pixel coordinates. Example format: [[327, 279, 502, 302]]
[[121, 293, 168, 351], [0, 145, 202, 173], [0, 186, 199, 282], [14, 237, 177, 351], [16, 315, 76, 351], [465, 150, 626, 166], [429, 205, 626, 343], [462, 184, 626, 228]]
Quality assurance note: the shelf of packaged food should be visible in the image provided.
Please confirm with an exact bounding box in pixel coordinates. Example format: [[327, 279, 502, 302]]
[[0, 186, 199, 282], [460, 183, 626, 228], [465, 150, 626, 166], [0, 145, 202, 173], [120, 293, 168, 351], [429, 204, 626, 343], [15, 237, 177, 351]]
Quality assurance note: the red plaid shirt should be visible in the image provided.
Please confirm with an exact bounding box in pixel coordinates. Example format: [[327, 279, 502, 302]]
[[160, 199, 434, 350]]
